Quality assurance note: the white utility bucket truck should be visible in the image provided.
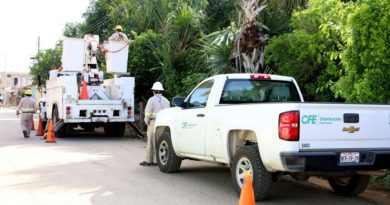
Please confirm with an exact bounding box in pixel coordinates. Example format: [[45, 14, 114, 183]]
[[45, 35, 134, 137]]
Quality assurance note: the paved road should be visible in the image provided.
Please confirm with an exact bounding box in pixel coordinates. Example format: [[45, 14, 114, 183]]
[[0, 108, 388, 205]]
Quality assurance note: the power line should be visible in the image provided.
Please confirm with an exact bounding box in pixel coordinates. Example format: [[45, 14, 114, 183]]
[[81, 5, 128, 35], [82, 15, 111, 35]]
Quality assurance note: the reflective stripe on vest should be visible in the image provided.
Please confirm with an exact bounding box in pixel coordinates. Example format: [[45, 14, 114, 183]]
[[21, 108, 34, 113], [145, 112, 157, 117]]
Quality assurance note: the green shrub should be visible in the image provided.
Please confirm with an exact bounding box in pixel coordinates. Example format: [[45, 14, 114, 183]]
[[370, 175, 390, 190]]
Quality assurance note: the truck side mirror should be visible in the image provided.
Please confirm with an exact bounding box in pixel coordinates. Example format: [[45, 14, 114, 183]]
[[172, 97, 185, 107]]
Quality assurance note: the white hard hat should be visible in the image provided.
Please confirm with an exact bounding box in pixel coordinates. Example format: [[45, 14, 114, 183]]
[[151, 82, 164, 91]]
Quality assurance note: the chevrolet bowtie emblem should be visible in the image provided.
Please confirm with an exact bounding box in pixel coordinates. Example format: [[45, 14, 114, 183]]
[[343, 126, 360, 133]]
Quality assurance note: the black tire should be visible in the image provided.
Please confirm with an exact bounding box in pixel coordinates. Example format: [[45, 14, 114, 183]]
[[52, 107, 66, 138], [231, 145, 272, 201], [328, 175, 370, 196], [104, 122, 126, 137], [156, 132, 182, 173]]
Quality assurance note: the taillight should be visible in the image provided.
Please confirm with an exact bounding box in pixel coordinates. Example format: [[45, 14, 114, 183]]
[[250, 74, 271, 80], [66, 106, 71, 116], [127, 107, 132, 117], [279, 111, 299, 141]]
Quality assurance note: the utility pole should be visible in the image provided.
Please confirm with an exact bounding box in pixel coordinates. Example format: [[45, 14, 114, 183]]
[[37, 36, 41, 92], [30, 36, 41, 91], [37, 36, 40, 66], [4, 52, 8, 89]]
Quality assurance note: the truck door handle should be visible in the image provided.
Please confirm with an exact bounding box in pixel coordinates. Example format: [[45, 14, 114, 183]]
[[197, 114, 205, 117]]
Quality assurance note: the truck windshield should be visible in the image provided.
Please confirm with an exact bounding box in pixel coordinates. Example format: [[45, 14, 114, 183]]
[[220, 79, 301, 104]]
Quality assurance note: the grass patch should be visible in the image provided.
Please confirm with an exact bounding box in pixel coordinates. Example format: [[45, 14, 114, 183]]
[[369, 174, 390, 190]]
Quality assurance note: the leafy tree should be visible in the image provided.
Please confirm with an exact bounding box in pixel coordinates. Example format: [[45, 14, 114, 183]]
[[81, 0, 116, 40], [204, 0, 237, 32], [149, 1, 207, 97], [262, 0, 307, 37], [127, 30, 164, 102], [63, 22, 84, 37], [199, 23, 238, 75], [109, 0, 156, 33], [231, 0, 269, 73], [265, 0, 352, 101], [30, 42, 63, 86], [108, 0, 210, 97], [336, 0, 390, 103], [196, 0, 306, 78]]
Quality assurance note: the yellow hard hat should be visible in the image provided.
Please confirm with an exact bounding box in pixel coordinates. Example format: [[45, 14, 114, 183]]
[[25, 90, 32, 95], [114, 25, 123, 31]]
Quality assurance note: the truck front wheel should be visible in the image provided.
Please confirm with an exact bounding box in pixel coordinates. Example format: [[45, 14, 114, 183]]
[[232, 145, 272, 201], [328, 175, 369, 196], [156, 132, 182, 173]]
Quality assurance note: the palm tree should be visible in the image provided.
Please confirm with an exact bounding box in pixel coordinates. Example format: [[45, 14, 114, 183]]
[[200, 23, 238, 75], [232, 0, 269, 73]]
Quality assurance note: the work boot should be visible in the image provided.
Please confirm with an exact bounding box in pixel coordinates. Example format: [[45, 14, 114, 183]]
[[23, 130, 28, 138], [139, 161, 151, 166], [151, 163, 158, 166]]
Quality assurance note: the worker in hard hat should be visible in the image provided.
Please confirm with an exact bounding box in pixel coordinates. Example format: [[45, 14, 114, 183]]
[[108, 25, 129, 42], [140, 82, 170, 166], [17, 90, 37, 138]]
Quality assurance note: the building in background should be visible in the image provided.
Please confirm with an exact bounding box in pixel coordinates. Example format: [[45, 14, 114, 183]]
[[0, 72, 33, 106]]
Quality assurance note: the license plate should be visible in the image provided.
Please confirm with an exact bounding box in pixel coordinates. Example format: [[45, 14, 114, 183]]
[[340, 152, 360, 163], [91, 117, 108, 123]]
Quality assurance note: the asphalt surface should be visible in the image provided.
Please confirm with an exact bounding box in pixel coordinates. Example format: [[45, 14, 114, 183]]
[[0, 108, 388, 205]]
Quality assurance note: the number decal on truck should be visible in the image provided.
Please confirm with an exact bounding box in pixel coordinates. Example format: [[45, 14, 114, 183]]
[[301, 143, 311, 149]]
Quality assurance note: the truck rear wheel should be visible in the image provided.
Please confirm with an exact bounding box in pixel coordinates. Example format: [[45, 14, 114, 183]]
[[156, 132, 182, 173], [52, 107, 67, 138], [328, 175, 369, 196], [232, 145, 272, 201], [104, 122, 126, 137]]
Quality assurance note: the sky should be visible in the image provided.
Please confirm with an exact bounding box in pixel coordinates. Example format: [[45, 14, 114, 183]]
[[0, 0, 90, 73]]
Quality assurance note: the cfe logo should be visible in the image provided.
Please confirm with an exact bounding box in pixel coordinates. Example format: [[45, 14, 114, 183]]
[[302, 115, 317, 124]]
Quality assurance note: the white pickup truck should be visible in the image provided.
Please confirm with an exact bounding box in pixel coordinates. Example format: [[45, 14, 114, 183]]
[[154, 73, 390, 200]]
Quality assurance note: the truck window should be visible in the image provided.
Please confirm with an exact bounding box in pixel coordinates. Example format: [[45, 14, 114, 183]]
[[187, 80, 214, 108], [220, 79, 300, 104]]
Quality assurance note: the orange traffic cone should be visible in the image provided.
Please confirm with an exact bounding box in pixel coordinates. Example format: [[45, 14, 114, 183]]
[[80, 80, 89, 100], [36, 117, 44, 136], [31, 119, 35, 130], [239, 171, 255, 205], [45, 119, 56, 143]]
